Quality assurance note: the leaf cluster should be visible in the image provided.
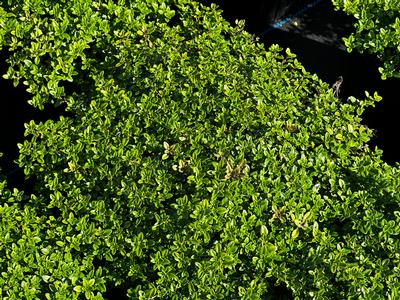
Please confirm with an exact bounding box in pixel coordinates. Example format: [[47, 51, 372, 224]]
[[332, 0, 400, 79]]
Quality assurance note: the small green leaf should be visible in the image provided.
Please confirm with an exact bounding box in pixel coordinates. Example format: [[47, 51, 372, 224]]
[[347, 124, 354, 133], [339, 179, 345, 188], [260, 225, 269, 236], [291, 228, 299, 239], [335, 133, 343, 140], [312, 222, 319, 237]]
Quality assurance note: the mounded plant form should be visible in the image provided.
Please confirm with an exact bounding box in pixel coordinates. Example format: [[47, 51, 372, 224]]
[[0, 0, 400, 299]]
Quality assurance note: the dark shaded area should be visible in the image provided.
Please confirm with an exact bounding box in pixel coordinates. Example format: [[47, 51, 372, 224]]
[[201, 0, 304, 33], [266, 0, 352, 50], [267, 282, 294, 299], [0, 50, 67, 192], [167, 3, 181, 28], [103, 286, 129, 300], [201, 0, 399, 165]]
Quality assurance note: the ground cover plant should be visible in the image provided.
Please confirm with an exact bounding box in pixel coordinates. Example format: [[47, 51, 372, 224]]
[[1, 0, 400, 299]]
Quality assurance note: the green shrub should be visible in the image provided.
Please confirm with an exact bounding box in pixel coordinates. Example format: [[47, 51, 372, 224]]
[[1, 0, 400, 298], [0, 179, 106, 299], [332, 0, 400, 79]]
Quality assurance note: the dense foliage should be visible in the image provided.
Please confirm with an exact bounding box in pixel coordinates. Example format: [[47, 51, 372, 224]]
[[332, 0, 400, 79], [0, 179, 106, 299], [1, 0, 400, 299]]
